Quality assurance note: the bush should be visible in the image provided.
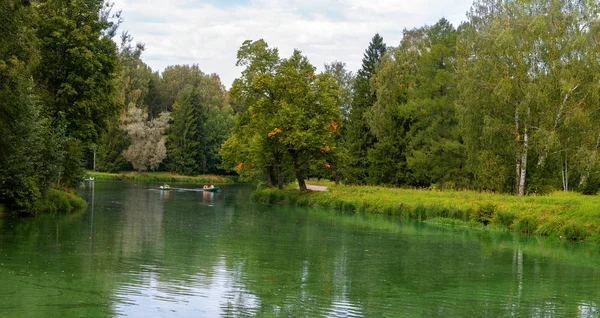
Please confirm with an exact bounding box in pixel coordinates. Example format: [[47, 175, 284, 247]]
[[534, 217, 565, 237], [514, 215, 538, 234], [471, 203, 496, 225], [581, 174, 599, 195], [560, 222, 588, 241], [492, 210, 517, 228], [36, 188, 86, 214]]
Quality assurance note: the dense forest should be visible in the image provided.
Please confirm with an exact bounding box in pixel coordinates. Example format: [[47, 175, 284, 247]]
[[2, 0, 600, 214]]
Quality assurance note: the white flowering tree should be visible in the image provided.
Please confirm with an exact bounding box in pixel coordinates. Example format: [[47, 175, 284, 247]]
[[122, 106, 170, 171]]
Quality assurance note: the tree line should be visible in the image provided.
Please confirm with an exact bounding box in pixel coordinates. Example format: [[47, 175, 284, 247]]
[[2, 0, 600, 215], [1, 0, 233, 214], [221, 0, 600, 196]]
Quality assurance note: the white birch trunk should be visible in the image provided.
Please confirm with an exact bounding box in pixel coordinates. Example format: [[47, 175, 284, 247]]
[[515, 104, 521, 193], [518, 105, 530, 196]]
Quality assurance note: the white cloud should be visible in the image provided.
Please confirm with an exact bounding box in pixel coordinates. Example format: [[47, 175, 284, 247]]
[[112, 0, 473, 87]]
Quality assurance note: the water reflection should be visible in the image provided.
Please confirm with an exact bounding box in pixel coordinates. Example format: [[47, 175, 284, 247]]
[[0, 182, 598, 317]]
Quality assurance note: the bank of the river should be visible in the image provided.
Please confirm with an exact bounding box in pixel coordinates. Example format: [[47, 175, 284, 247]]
[[87, 171, 235, 184], [2, 187, 86, 217], [254, 184, 600, 243]]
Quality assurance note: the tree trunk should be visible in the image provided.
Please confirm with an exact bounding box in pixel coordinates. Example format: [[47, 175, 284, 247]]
[[266, 166, 275, 187], [296, 166, 307, 192], [514, 104, 521, 194], [579, 132, 600, 187], [276, 164, 284, 189], [517, 105, 530, 196], [93, 149, 96, 171], [293, 159, 307, 192]]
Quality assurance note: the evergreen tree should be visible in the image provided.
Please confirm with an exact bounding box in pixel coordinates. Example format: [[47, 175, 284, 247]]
[[166, 86, 204, 175], [367, 19, 464, 187], [344, 34, 386, 184]]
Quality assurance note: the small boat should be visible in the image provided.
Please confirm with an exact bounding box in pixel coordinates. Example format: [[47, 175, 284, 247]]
[[85, 177, 95, 182], [159, 185, 172, 190], [203, 187, 219, 193]]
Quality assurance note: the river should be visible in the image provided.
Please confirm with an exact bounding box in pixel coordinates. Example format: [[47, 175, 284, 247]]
[[0, 181, 598, 317]]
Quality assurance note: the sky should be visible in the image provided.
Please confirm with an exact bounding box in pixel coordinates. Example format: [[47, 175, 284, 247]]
[[111, 0, 475, 88]]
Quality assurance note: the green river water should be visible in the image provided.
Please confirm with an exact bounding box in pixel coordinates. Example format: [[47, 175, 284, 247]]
[[0, 181, 599, 317]]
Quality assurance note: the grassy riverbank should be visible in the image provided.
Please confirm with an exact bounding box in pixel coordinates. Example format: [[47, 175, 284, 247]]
[[87, 171, 235, 184], [36, 188, 87, 215], [2, 188, 87, 216], [254, 184, 600, 243]]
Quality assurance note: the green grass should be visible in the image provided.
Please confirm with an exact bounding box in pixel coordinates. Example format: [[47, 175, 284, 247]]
[[87, 171, 235, 184], [253, 184, 600, 243], [35, 188, 87, 215]]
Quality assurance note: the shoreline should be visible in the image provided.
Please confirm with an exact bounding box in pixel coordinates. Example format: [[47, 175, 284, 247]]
[[87, 171, 235, 184], [253, 184, 600, 243]]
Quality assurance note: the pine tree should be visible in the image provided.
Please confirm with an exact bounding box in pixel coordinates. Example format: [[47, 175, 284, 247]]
[[166, 86, 203, 175], [344, 34, 386, 184]]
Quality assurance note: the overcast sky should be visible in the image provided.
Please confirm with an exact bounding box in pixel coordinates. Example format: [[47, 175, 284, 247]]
[[111, 0, 474, 88]]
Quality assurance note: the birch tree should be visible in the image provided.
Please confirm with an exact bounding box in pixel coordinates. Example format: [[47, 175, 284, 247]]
[[457, 0, 600, 195]]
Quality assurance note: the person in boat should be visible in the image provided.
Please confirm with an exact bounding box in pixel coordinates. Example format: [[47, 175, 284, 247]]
[[203, 185, 208, 189], [162, 183, 170, 189], [210, 185, 214, 188]]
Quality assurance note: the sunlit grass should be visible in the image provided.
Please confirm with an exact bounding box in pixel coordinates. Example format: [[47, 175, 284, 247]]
[[254, 184, 600, 243]]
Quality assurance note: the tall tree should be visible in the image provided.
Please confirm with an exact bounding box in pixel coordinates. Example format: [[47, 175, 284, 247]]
[[122, 107, 170, 172], [457, 0, 600, 195], [35, 0, 120, 144], [324, 61, 354, 120], [0, 0, 44, 211], [222, 40, 341, 191], [344, 34, 386, 184], [368, 19, 464, 187], [222, 40, 286, 186], [165, 69, 232, 175], [166, 86, 204, 175]]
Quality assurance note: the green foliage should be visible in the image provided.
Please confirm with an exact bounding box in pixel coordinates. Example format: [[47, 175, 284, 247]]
[[87, 171, 235, 184], [167, 86, 204, 175], [471, 203, 496, 225], [344, 34, 386, 185], [514, 215, 539, 235], [491, 210, 517, 228], [560, 222, 588, 241], [457, 0, 600, 195], [222, 40, 342, 191], [96, 122, 130, 172], [35, 188, 86, 215], [35, 0, 120, 145], [0, 0, 43, 212], [255, 184, 600, 241], [166, 77, 234, 175], [368, 19, 465, 188], [581, 173, 600, 195]]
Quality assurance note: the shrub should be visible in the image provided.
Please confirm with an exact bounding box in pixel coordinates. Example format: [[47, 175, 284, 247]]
[[491, 210, 516, 228], [581, 174, 600, 195], [471, 203, 496, 225], [514, 215, 538, 234], [560, 222, 588, 241]]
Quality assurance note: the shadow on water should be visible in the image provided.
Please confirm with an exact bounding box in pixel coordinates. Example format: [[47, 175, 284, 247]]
[[0, 181, 598, 317]]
